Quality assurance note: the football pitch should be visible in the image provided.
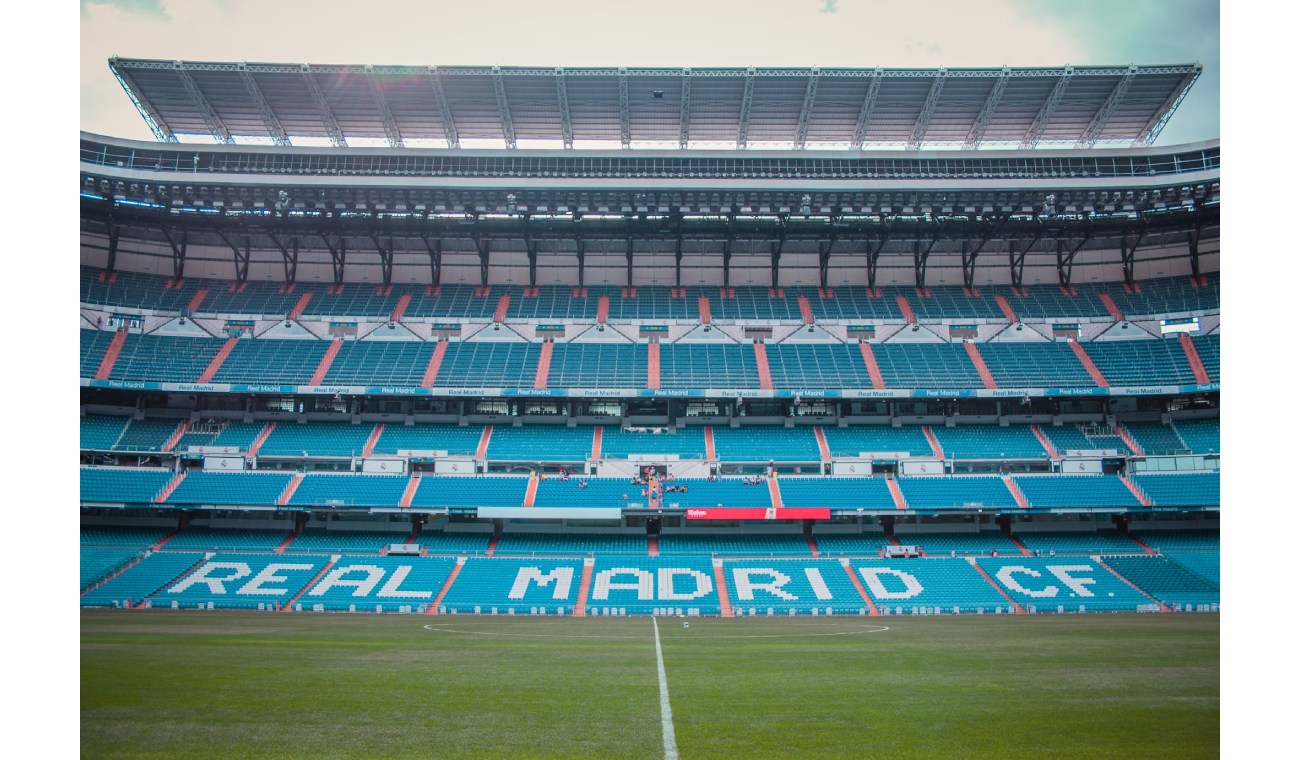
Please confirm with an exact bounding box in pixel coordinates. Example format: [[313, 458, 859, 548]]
[[82, 610, 1218, 759]]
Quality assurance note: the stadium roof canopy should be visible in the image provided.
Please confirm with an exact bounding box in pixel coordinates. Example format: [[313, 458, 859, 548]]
[[109, 58, 1200, 151]]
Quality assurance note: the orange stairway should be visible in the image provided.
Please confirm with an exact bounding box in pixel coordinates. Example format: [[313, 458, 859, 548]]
[[246, 422, 276, 458], [1069, 341, 1110, 388], [94, 330, 129, 380], [277, 474, 304, 506], [857, 342, 887, 389], [703, 426, 717, 461], [308, 339, 343, 386], [590, 426, 603, 460], [399, 475, 420, 509], [1030, 425, 1060, 459], [154, 471, 187, 503], [421, 340, 448, 387], [647, 342, 660, 390], [1114, 423, 1145, 456], [1179, 333, 1212, 384], [895, 294, 916, 324], [698, 295, 712, 324], [962, 342, 998, 389], [533, 341, 554, 389], [198, 337, 239, 383], [161, 421, 189, 453], [1003, 476, 1030, 509], [713, 559, 734, 618], [885, 478, 907, 510], [475, 426, 493, 460], [752, 341, 773, 389], [596, 295, 610, 323], [840, 559, 880, 616], [390, 293, 411, 323], [797, 295, 815, 324], [813, 427, 831, 461], [361, 424, 384, 458], [994, 294, 1018, 323], [965, 557, 1026, 614], [288, 291, 313, 320], [1097, 292, 1124, 322], [186, 288, 208, 313], [427, 558, 466, 614], [494, 294, 511, 323], [1120, 475, 1152, 507], [921, 426, 945, 460], [523, 472, 539, 507], [572, 558, 596, 617], [767, 475, 783, 509]]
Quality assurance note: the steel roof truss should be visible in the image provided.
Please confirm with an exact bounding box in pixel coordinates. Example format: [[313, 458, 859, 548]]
[[794, 68, 820, 149], [238, 64, 290, 146], [301, 65, 347, 147], [492, 67, 516, 149], [174, 63, 233, 144], [964, 67, 1009, 149], [427, 68, 460, 148], [1077, 65, 1137, 148], [1021, 67, 1074, 149], [907, 70, 948, 150]]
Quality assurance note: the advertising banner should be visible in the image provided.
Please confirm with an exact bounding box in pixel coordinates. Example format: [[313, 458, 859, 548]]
[[685, 507, 831, 520]]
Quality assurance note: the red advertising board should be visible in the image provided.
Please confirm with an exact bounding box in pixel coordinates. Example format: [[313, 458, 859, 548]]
[[685, 507, 831, 520]]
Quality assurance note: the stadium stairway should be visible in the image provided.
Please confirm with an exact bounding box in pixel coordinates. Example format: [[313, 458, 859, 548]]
[[647, 343, 660, 390], [1005, 534, 1033, 557], [1030, 425, 1061, 458], [596, 295, 609, 323], [282, 557, 339, 612], [994, 294, 1018, 323], [572, 557, 596, 617], [698, 295, 712, 324], [421, 339, 448, 387], [753, 342, 774, 389], [1114, 424, 1145, 456], [1126, 533, 1158, 555], [798, 295, 815, 324], [361, 424, 384, 458], [963, 343, 998, 389], [1098, 292, 1125, 322], [277, 474, 304, 507], [922, 427, 946, 459], [273, 527, 300, 554], [160, 421, 189, 453], [154, 471, 187, 503], [713, 559, 734, 617], [1095, 557, 1169, 612], [390, 293, 411, 323], [523, 473, 539, 507], [858, 341, 887, 389], [198, 337, 239, 383], [965, 557, 1026, 614], [399, 475, 420, 508], [476, 426, 493, 460], [1179, 333, 1213, 384], [94, 330, 128, 380], [648, 534, 659, 558], [814, 427, 831, 461], [534, 341, 553, 389], [840, 558, 880, 615], [1119, 475, 1153, 507], [1003, 476, 1030, 509], [806, 532, 821, 558], [767, 474, 784, 508], [288, 291, 313, 320], [1069, 341, 1110, 387], [886, 478, 908, 510], [591, 427, 603, 460], [308, 339, 343, 386], [135, 554, 209, 609], [246, 422, 275, 457], [428, 557, 466, 614], [896, 294, 916, 324]]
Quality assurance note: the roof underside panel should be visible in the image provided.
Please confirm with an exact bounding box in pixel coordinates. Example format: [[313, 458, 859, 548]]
[[107, 60, 1202, 149]]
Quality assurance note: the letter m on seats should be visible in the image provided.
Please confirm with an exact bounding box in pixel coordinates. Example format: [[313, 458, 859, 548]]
[[509, 566, 575, 600]]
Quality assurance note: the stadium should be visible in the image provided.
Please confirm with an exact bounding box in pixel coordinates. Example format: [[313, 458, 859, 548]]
[[75, 5, 1226, 757]]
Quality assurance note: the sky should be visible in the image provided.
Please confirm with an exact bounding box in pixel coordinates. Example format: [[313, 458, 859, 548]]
[[78, 0, 1221, 147]]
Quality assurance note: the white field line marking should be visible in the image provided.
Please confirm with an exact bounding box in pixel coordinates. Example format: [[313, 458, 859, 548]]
[[652, 617, 680, 760], [420, 623, 892, 640]]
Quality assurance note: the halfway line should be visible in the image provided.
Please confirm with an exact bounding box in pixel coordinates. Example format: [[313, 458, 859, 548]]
[[652, 617, 679, 760]]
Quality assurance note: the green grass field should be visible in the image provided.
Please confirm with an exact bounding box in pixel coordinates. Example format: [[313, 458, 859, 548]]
[[82, 610, 1218, 759]]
